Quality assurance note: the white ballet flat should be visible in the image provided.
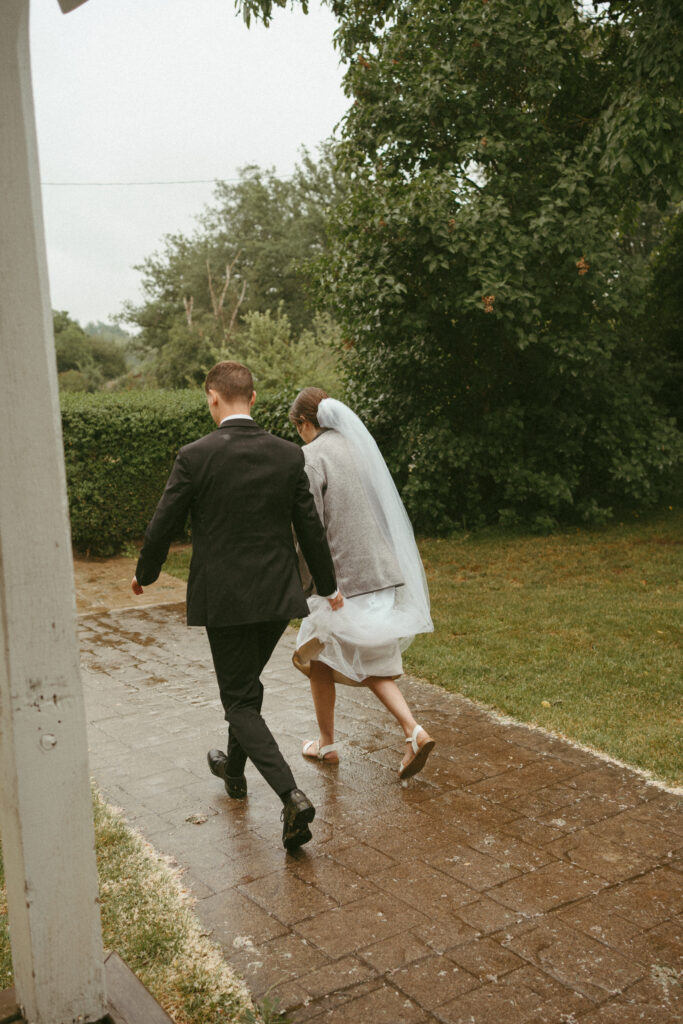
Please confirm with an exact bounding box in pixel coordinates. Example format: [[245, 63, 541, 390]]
[[302, 739, 339, 763], [398, 724, 435, 780]]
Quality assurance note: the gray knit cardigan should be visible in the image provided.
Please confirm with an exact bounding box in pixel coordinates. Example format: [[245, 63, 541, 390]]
[[297, 429, 403, 599]]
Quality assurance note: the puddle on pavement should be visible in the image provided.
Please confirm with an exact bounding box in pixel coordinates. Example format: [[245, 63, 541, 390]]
[[99, 628, 157, 648]]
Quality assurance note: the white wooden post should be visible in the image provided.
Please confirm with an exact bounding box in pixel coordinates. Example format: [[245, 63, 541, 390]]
[[0, 1, 107, 1021]]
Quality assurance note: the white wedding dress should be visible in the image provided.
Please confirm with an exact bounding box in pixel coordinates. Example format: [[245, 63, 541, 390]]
[[293, 399, 433, 685]]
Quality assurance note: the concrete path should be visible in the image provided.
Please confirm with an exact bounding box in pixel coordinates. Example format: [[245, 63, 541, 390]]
[[77, 565, 682, 1023]]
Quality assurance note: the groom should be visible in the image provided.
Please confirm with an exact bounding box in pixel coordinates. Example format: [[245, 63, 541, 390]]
[[131, 360, 341, 851]]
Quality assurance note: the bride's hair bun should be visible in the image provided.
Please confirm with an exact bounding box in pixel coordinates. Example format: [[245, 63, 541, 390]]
[[289, 387, 330, 429]]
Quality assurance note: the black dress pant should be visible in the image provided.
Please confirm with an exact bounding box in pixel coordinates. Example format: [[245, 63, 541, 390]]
[[206, 620, 296, 797]]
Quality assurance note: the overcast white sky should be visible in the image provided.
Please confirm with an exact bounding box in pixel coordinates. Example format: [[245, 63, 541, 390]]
[[30, 0, 348, 328]]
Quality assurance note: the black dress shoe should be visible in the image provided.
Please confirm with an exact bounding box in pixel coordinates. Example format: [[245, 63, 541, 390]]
[[207, 749, 247, 799], [281, 788, 315, 851]]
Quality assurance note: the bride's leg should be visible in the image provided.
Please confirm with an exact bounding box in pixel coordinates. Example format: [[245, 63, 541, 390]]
[[366, 676, 417, 739], [367, 676, 434, 773], [309, 659, 337, 753]]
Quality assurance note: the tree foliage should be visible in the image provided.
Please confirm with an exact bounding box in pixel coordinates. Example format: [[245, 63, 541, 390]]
[[122, 150, 343, 387], [640, 209, 683, 426], [238, 0, 309, 27], [310, 0, 683, 530], [236, 307, 344, 392], [54, 311, 128, 391]]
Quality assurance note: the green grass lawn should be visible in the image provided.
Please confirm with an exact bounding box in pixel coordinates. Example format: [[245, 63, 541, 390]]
[[406, 509, 683, 787], [163, 510, 683, 787]]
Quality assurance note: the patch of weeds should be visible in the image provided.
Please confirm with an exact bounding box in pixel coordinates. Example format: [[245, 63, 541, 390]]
[[0, 793, 266, 1024], [93, 791, 263, 1023], [253, 995, 291, 1023], [0, 849, 12, 991]]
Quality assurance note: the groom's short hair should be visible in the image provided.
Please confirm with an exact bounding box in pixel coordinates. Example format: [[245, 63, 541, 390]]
[[205, 361, 254, 402]]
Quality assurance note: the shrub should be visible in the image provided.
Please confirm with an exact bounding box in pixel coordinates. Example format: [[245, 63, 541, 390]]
[[59, 369, 91, 393], [54, 310, 127, 388], [61, 388, 300, 555], [236, 307, 343, 394]]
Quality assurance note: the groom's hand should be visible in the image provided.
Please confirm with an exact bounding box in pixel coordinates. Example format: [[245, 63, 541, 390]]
[[131, 577, 144, 596], [327, 592, 344, 611]]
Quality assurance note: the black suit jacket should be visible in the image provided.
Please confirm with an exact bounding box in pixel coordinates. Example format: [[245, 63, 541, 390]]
[[135, 420, 337, 627]]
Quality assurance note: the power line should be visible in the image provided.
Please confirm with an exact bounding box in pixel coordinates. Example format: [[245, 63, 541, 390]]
[[41, 172, 296, 186], [40, 178, 227, 186]]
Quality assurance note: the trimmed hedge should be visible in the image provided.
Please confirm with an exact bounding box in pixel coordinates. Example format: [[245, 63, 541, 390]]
[[61, 388, 299, 556]]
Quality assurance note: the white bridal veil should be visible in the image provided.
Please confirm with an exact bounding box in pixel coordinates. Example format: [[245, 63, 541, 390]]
[[314, 397, 434, 650]]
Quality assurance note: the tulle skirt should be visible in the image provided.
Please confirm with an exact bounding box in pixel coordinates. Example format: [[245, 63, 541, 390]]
[[293, 588, 404, 686]]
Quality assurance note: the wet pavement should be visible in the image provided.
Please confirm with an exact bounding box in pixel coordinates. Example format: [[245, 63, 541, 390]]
[[78, 563, 682, 1023], [74, 555, 186, 615]]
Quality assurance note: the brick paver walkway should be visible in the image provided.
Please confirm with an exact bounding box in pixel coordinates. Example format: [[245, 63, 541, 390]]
[[78, 574, 682, 1023]]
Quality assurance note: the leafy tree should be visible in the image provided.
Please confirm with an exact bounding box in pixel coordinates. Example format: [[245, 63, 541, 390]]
[[232, 307, 344, 392], [54, 311, 127, 391], [146, 319, 220, 389], [309, 0, 683, 530], [122, 149, 343, 386], [88, 338, 128, 381], [54, 310, 92, 373], [84, 320, 130, 341], [239, 0, 309, 26], [636, 208, 683, 426]]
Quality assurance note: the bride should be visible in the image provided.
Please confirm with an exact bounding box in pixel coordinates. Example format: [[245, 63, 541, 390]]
[[289, 387, 435, 780]]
